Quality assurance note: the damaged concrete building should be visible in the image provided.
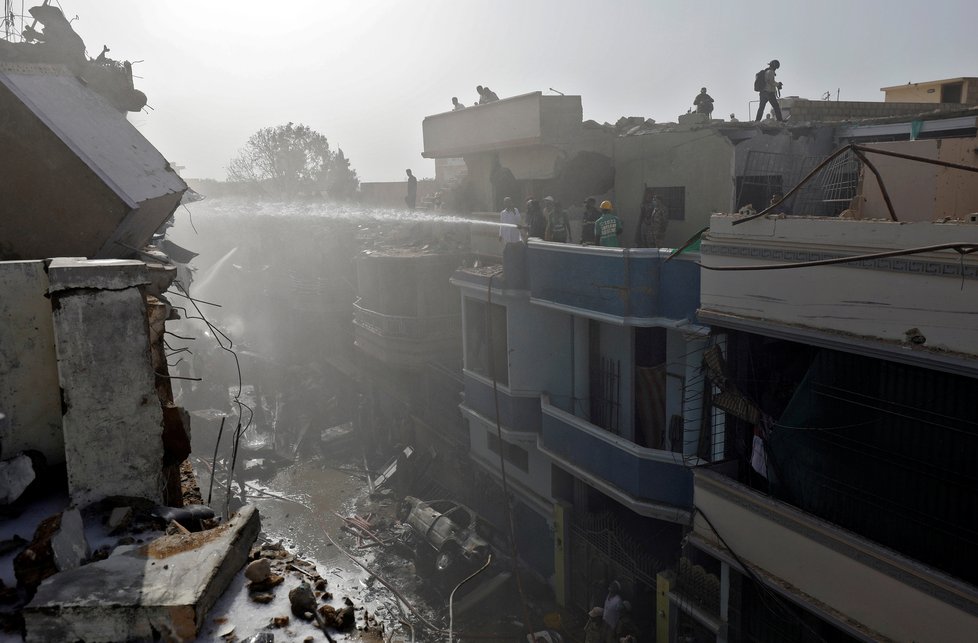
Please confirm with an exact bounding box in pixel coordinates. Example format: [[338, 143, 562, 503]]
[[385, 85, 978, 642], [0, 23, 260, 640]]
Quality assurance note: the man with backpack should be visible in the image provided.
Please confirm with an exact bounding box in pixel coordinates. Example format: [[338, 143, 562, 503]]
[[754, 59, 784, 122]]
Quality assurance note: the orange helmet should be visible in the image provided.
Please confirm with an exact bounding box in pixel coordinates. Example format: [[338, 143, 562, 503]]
[[600, 200, 613, 211]]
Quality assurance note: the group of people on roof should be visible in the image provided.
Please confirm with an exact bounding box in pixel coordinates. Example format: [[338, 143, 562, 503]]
[[692, 59, 786, 122], [450, 85, 500, 110], [498, 193, 669, 249]]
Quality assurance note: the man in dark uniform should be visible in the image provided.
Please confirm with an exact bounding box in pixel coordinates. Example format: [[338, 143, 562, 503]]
[[581, 197, 601, 244], [405, 169, 418, 209]]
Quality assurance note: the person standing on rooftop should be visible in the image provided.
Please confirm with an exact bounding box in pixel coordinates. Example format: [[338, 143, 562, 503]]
[[581, 197, 601, 245], [452, 96, 465, 110], [755, 59, 784, 122], [594, 201, 623, 248], [694, 87, 714, 116], [499, 196, 521, 244], [544, 196, 571, 243], [405, 169, 417, 209]]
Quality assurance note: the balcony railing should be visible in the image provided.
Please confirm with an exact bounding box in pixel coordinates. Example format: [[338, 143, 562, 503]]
[[352, 301, 460, 340], [539, 395, 694, 523], [526, 242, 700, 324]]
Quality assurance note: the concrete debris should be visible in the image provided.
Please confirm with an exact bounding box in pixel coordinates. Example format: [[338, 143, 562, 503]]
[[288, 582, 318, 620], [243, 632, 275, 642], [14, 512, 72, 596], [318, 603, 356, 630], [106, 506, 133, 534], [153, 503, 215, 532], [23, 505, 260, 642], [249, 591, 274, 604], [245, 558, 272, 583], [0, 452, 41, 505], [249, 574, 285, 592], [270, 615, 290, 628], [165, 519, 191, 536], [50, 508, 89, 573]]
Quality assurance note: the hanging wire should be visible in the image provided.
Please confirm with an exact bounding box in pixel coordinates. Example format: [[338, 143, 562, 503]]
[[694, 506, 830, 643], [485, 272, 535, 639], [169, 279, 253, 519]]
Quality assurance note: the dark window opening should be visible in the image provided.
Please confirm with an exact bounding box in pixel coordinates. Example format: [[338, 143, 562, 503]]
[[464, 298, 508, 385], [486, 431, 529, 472], [941, 82, 963, 104], [635, 327, 668, 449], [735, 175, 783, 211]]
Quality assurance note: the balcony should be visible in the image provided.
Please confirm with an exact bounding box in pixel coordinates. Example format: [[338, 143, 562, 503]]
[[422, 92, 586, 158], [691, 468, 978, 641], [526, 242, 700, 325], [461, 372, 541, 432], [539, 396, 693, 523], [352, 301, 460, 367], [700, 215, 978, 371]]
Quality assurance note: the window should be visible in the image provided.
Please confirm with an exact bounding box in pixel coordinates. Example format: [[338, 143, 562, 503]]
[[735, 175, 783, 211], [643, 186, 686, 221], [941, 82, 963, 104], [486, 431, 529, 472], [464, 298, 508, 385]]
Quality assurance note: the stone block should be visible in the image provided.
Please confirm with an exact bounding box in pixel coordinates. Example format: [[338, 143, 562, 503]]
[[24, 505, 261, 642], [0, 452, 38, 504], [46, 258, 149, 293], [49, 260, 164, 507], [13, 509, 88, 596], [0, 261, 63, 465], [50, 508, 89, 572], [107, 506, 133, 534]]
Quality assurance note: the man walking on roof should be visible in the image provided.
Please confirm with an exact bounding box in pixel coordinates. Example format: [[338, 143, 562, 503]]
[[755, 59, 784, 122]]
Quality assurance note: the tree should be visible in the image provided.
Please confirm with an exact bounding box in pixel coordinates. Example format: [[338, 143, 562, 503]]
[[326, 148, 359, 201], [226, 122, 357, 199]]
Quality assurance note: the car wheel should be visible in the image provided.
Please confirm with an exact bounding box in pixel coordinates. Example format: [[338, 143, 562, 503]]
[[436, 542, 462, 572]]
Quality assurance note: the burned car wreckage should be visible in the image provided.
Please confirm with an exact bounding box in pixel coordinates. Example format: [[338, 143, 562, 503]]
[[399, 496, 491, 577]]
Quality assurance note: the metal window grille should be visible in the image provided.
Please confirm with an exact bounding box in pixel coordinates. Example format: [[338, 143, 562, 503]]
[[738, 149, 859, 216], [590, 356, 621, 434]]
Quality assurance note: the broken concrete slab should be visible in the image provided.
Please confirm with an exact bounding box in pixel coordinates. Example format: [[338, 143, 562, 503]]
[[0, 261, 63, 466], [107, 506, 133, 534], [0, 453, 38, 505], [50, 508, 88, 573], [24, 504, 260, 642], [14, 510, 87, 595]]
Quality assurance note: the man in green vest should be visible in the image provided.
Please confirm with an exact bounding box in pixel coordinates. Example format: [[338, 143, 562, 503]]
[[594, 200, 623, 247]]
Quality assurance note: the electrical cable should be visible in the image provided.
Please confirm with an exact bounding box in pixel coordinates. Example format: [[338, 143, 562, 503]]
[[694, 506, 830, 643], [485, 271, 535, 639], [171, 280, 253, 519], [700, 241, 978, 272]]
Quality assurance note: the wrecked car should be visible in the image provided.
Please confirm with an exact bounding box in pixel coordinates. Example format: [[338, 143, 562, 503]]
[[398, 496, 491, 575]]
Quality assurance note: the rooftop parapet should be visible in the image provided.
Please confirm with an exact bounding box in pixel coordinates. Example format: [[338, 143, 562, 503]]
[[700, 214, 978, 373], [422, 91, 588, 158]]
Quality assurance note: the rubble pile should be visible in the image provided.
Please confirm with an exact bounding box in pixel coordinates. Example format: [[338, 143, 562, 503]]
[[203, 538, 385, 642]]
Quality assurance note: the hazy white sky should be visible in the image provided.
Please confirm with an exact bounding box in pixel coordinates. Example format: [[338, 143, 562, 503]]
[[54, 0, 978, 181]]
